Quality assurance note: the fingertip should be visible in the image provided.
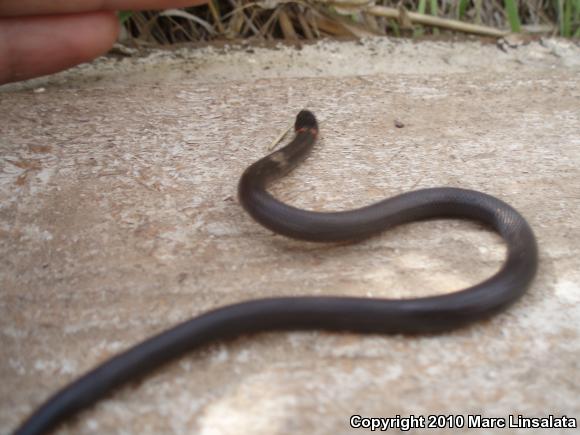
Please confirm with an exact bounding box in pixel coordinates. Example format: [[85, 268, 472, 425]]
[[57, 11, 120, 72], [87, 11, 120, 56], [0, 12, 120, 85]]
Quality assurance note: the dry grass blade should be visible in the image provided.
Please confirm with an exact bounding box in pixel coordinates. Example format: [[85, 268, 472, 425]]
[[258, 7, 281, 37], [208, 0, 225, 34], [398, 4, 414, 30], [267, 123, 293, 151], [308, 8, 356, 36], [317, 0, 373, 6], [366, 5, 509, 37], [363, 11, 384, 35], [160, 9, 217, 35], [227, 9, 245, 36], [296, 8, 315, 39], [279, 8, 299, 39], [232, 2, 260, 35]]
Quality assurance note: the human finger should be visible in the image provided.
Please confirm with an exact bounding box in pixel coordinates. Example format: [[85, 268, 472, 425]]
[[0, 0, 207, 17], [0, 12, 119, 84]]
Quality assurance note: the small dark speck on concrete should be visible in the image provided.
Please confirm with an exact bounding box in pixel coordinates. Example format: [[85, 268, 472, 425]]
[[394, 120, 405, 128]]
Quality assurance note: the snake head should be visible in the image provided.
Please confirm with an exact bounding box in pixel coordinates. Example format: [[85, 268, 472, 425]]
[[295, 110, 318, 132]]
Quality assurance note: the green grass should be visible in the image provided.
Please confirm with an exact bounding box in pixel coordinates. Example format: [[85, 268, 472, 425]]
[[118, 11, 133, 24], [458, 0, 469, 19], [504, 0, 522, 32], [558, 0, 580, 37], [413, 0, 427, 37], [414, 0, 439, 37], [430, 0, 439, 35]]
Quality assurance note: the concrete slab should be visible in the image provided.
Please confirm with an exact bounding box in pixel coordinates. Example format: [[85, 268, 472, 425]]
[[1, 37, 579, 434]]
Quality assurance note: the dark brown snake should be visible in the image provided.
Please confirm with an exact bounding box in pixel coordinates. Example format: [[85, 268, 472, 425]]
[[14, 110, 538, 434]]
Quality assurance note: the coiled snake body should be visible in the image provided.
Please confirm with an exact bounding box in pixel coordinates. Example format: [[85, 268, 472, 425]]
[[15, 110, 538, 434]]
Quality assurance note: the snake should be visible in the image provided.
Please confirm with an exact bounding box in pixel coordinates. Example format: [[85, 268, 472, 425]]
[[14, 110, 538, 434]]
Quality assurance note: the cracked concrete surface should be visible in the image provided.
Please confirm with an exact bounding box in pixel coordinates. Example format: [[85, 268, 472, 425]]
[[1, 37, 579, 434]]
